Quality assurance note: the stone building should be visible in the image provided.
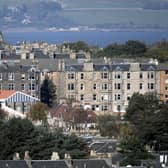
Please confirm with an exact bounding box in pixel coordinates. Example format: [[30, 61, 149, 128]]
[[158, 63, 168, 102], [0, 61, 40, 98], [62, 61, 159, 114]]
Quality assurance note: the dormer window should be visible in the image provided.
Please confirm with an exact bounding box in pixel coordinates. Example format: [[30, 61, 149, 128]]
[[0, 73, 2, 80], [8, 73, 14, 80], [68, 73, 75, 79], [101, 72, 108, 79]]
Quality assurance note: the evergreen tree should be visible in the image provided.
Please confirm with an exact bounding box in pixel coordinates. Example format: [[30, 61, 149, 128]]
[[125, 92, 168, 150], [0, 118, 88, 160], [40, 76, 56, 107]]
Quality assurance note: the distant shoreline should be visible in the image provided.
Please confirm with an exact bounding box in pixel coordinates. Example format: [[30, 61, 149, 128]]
[[2, 27, 168, 33]]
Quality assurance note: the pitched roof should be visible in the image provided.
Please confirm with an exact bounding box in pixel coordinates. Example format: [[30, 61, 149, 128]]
[[50, 103, 69, 118], [31, 160, 68, 168], [72, 159, 110, 168], [0, 90, 39, 103], [0, 90, 16, 99], [0, 160, 28, 168]]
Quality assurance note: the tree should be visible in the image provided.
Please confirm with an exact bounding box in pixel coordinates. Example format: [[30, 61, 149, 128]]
[[97, 115, 121, 138], [0, 118, 35, 160], [125, 92, 168, 151], [119, 93, 168, 165], [28, 102, 47, 124], [124, 40, 147, 55], [0, 109, 6, 120], [0, 118, 88, 160], [40, 76, 56, 107], [62, 41, 89, 52], [119, 136, 152, 166]]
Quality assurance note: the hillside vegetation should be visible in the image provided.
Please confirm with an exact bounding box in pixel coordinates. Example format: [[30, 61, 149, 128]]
[[0, 0, 168, 30]]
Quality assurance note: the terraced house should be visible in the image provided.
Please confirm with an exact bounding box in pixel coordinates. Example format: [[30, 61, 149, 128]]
[[63, 61, 159, 114], [0, 61, 40, 98], [0, 57, 161, 115]]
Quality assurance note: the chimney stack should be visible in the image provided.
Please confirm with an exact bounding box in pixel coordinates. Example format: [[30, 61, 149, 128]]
[[13, 152, 20, 160], [24, 151, 32, 168], [51, 152, 60, 160]]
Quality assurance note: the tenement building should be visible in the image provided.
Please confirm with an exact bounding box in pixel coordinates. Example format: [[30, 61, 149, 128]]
[[0, 58, 160, 115], [31, 58, 159, 115], [57, 60, 159, 114], [0, 61, 40, 98]]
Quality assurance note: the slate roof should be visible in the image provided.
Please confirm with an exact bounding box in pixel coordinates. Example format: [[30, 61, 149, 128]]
[[0, 160, 29, 168], [72, 159, 110, 168], [65, 65, 83, 72], [119, 166, 146, 168], [1, 53, 21, 60], [96, 142, 116, 153], [34, 51, 49, 59], [0, 62, 35, 73], [76, 53, 86, 59], [157, 63, 168, 70], [94, 64, 111, 71], [31, 160, 68, 168], [53, 53, 70, 59], [140, 63, 157, 71], [90, 141, 117, 153], [112, 64, 130, 71]]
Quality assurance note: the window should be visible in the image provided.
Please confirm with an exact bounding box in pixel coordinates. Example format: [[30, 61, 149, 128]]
[[102, 83, 108, 90], [117, 105, 121, 112], [127, 83, 131, 90], [118, 94, 121, 100], [127, 73, 130, 79], [151, 73, 154, 78], [92, 105, 99, 111], [101, 72, 108, 79], [8, 83, 14, 90], [80, 83, 84, 90], [8, 73, 14, 80], [101, 95, 108, 101], [140, 83, 143, 90], [21, 84, 25, 91], [93, 84, 97, 90], [29, 83, 36, 90], [68, 73, 75, 79], [102, 105, 108, 111], [127, 96, 130, 101], [21, 74, 25, 80], [93, 94, 97, 101], [148, 72, 154, 79], [165, 95, 168, 98], [148, 83, 154, 90], [140, 72, 143, 79], [28, 73, 35, 80], [0, 83, 2, 90], [0, 73, 2, 80], [80, 94, 84, 101], [115, 83, 121, 90], [80, 73, 84, 79], [68, 83, 75, 90], [115, 73, 121, 79], [115, 94, 121, 100]]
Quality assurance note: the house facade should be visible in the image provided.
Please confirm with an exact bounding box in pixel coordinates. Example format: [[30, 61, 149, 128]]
[[63, 62, 159, 114], [0, 61, 40, 98]]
